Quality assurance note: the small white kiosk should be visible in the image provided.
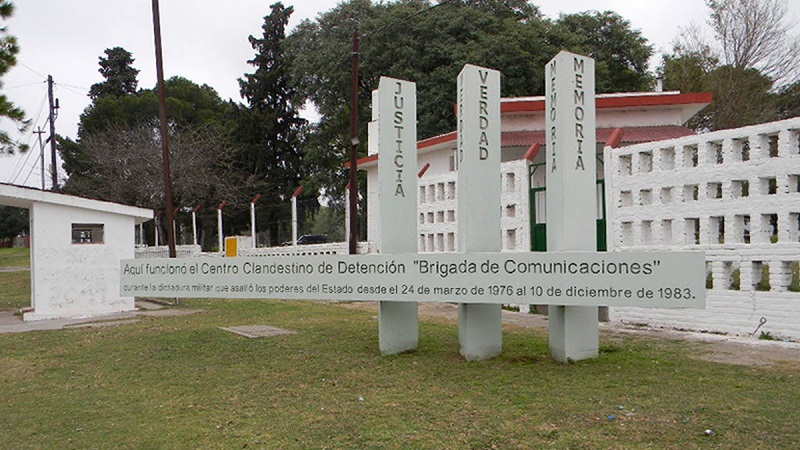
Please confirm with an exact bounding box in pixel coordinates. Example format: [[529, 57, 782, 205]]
[[0, 183, 152, 321]]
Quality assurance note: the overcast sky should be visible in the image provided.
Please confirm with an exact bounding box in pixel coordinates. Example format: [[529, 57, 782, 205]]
[[1, 0, 798, 188]]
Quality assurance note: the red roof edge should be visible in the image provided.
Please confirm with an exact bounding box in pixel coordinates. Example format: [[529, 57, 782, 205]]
[[522, 143, 541, 162], [500, 92, 713, 113], [606, 128, 624, 148], [419, 131, 457, 149]]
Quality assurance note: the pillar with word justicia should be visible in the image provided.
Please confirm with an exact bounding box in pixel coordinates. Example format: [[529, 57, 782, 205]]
[[457, 64, 503, 361], [376, 76, 419, 355], [545, 50, 599, 362]]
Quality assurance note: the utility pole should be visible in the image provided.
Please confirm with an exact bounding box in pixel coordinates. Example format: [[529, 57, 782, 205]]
[[47, 75, 59, 192], [33, 127, 46, 190], [348, 31, 360, 255], [151, 0, 177, 258]]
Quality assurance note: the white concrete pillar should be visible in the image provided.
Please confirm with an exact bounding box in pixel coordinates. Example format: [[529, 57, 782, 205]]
[[375, 77, 419, 355], [545, 51, 599, 362], [456, 65, 503, 361]]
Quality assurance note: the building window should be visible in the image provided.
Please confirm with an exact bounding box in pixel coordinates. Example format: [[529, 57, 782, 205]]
[[684, 185, 699, 202], [641, 220, 653, 245], [661, 219, 673, 244], [685, 218, 700, 245], [72, 223, 104, 244], [709, 141, 723, 164], [659, 147, 675, 170], [759, 177, 778, 195], [710, 216, 725, 244], [639, 151, 653, 173], [707, 182, 723, 199], [683, 145, 698, 167], [619, 155, 632, 176], [660, 187, 673, 204], [640, 189, 652, 206], [766, 134, 779, 157], [732, 180, 749, 198], [620, 191, 633, 207], [505, 172, 516, 192], [505, 204, 517, 218], [734, 138, 750, 161]]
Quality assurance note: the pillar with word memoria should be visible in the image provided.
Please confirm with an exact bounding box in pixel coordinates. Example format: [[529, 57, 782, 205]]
[[545, 50, 599, 362], [456, 64, 503, 361], [376, 76, 419, 355]]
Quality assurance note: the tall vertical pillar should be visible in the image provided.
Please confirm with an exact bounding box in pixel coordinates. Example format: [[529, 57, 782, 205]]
[[456, 65, 503, 361], [376, 77, 419, 355], [545, 51, 599, 362]]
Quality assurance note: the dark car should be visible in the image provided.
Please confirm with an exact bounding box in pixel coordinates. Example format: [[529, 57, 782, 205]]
[[284, 234, 330, 246]]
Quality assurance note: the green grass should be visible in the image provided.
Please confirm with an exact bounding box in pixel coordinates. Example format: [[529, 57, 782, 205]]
[[0, 270, 29, 311], [1, 298, 799, 449], [0, 248, 30, 310], [0, 247, 30, 268]]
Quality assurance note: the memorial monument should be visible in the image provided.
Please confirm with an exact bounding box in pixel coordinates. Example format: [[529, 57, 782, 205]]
[[121, 54, 705, 362]]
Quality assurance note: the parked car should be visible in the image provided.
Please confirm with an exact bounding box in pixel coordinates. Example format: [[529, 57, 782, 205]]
[[283, 234, 330, 246]]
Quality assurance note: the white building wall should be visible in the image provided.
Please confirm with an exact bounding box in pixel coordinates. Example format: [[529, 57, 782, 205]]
[[26, 202, 138, 320], [605, 117, 800, 339], [371, 159, 530, 254]]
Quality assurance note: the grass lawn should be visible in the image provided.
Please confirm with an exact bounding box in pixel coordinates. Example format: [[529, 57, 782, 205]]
[[0, 247, 30, 268], [0, 248, 30, 311], [1, 297, 798, 449]]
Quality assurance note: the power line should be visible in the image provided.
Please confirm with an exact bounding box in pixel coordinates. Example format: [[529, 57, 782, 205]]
[[3, 81, 45, 90], [20, 151, 42, 187], [56, 84, 88, 97], [18, 61, 48, 80], [7, 92, 48, 183], [57, 82, 88, 92]]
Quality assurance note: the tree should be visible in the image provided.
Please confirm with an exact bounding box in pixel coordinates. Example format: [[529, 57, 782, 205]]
[[286, 0, 551, 206], [63, 74, 235, 186], [707, 0, 800, 86], [549, 10, 654, 93], [65, 123, 240, 211], [775, 80, 800, 119], [285, 0, 654, 203], [79, 75, 230, 136], [88, 47, 140, 100], [0, 1, 28, 155], [661, 0, 800, 130], [232, 2, 310, 243], [0, 205, 27, 241]]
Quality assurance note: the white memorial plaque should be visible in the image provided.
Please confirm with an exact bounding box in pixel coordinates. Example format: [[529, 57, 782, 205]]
[[121, 252, 706, 308]]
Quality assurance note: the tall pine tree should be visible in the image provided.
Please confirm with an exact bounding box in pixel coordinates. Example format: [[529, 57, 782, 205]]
[[88, 47, 140, 100], [0, 1, 28, 155], [233, 2, 308, 243]]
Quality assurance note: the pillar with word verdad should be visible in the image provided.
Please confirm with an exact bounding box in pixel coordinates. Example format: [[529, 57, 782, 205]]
[[545, 50, 600, 362], [375, 76, 419, 355], [456, 64, 503, 361]]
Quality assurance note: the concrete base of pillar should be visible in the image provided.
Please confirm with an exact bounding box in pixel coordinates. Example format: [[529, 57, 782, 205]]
[[548, 305, 599, 363], [379, 301, 418, 355], [458, 303, 502, 361]]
